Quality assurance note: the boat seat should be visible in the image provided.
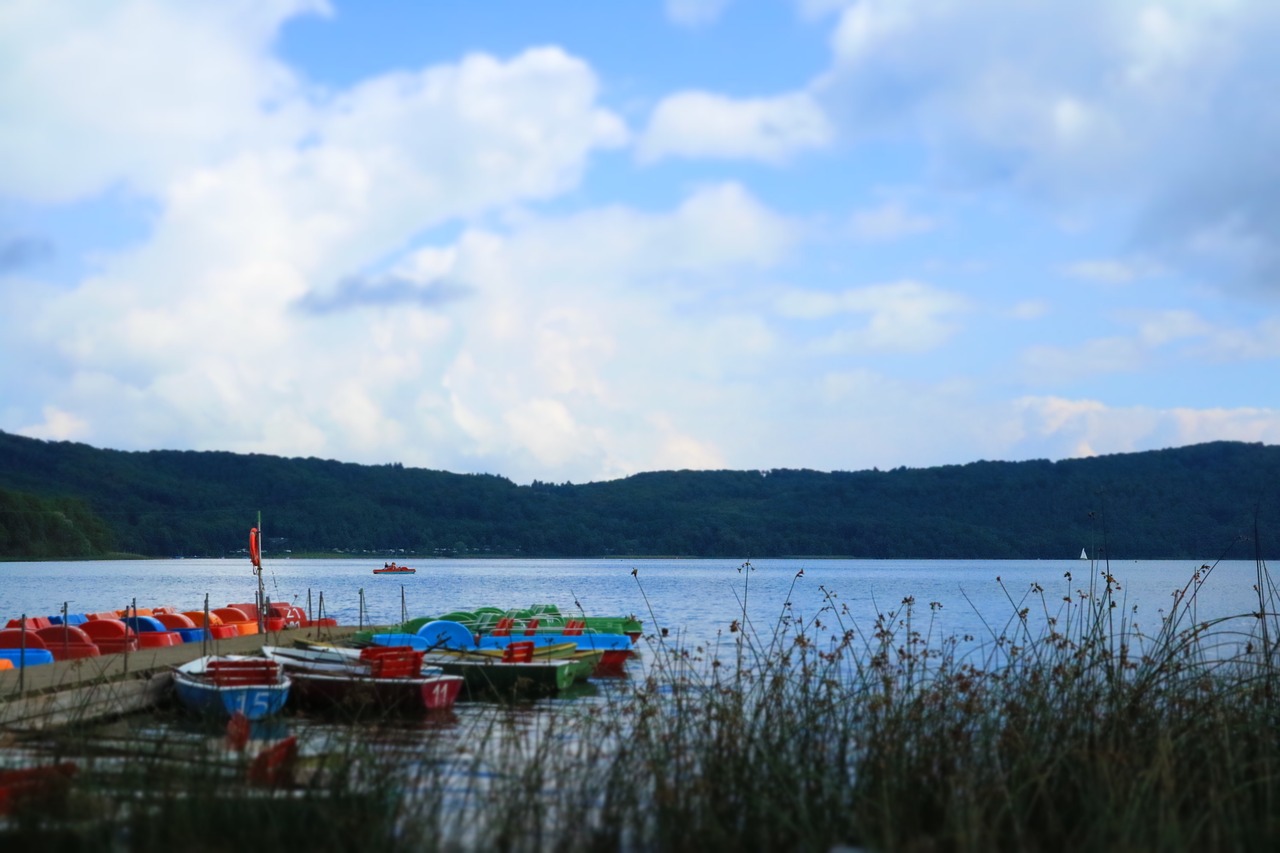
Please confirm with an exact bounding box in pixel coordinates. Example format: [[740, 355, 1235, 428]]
[[181, 611, 239, 639], [79, 619, 140, 653], [212, 607, 258, 636], [502, 641, 535, 663], [490, 617, 515, 637], [6, 617, 53, 631], [359, 646, 425, 678], [523, 618, 540, 636], [563, 619, 586, 636], [207, 659, 280, 686], [0, 629, 47, 650], [34, 626, 101, 660]]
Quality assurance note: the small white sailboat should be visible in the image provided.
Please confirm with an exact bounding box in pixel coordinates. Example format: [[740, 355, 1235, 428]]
[[1080, 548, 1088, 560]]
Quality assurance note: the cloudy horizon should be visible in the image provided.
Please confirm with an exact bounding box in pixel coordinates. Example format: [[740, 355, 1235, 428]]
[[3, 0, 1279, 484]]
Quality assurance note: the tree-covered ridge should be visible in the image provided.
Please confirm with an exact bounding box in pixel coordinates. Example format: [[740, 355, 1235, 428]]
[[0, 430, 1277, 559], [0, 486, 116, 558]]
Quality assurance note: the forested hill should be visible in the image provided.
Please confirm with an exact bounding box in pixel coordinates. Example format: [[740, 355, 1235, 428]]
[[1, 430, 1278, 560]]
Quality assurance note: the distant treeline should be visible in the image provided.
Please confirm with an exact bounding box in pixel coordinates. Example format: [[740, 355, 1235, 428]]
[[1, 430, 1278, 560]]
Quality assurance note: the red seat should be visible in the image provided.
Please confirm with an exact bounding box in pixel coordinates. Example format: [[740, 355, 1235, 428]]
[[213, 607, 257, 636], [502, 641, 535, 663], [137, 632, 183, 648], [182, 611, 239, 640], [0, 629, 47, 649], [227, 603, 260, 621], [79, 619, 139, 654], [359, 646, 424, 678], [490, 617, 515, 637], [34, 626, 100, 661], [154, 613, 197, 630], [6, 617, 53, 631], [207, 659, 280, 686]]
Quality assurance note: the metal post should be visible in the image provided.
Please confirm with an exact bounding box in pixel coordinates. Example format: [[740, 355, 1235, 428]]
[[18, 612, 25, 693]]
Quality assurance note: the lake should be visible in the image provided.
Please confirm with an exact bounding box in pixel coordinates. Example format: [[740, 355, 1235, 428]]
[[2, 556, 1272, 656]]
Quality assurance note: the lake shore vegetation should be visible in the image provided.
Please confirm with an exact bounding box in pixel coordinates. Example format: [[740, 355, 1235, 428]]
[[4, 555, 1280, 850], [3, 429, 1280, 560]]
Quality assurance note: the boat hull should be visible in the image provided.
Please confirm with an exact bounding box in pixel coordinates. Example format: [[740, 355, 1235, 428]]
[[172, 656, 291, 721], [262, 644, 463, 713], [286, 670, 462, 713], [419, 652, 578, 699]]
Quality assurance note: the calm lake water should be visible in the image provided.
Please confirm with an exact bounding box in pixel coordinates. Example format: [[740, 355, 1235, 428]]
[[2, 556, 1273, 653]]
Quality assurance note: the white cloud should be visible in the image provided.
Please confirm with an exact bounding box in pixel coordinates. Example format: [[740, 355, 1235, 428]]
[[17, 406, 90, 442], [0, 0, 326, 203], [777, 280, 970, 353], [1021, 337, 1147, 385], [665, 0, 732, 27], [1133, 310, 1213, 348], [1014, 396, 1280, 460], [5, 0, 1279, 488], [1062, 257, 1162, 284], [1018, 310, 1279, 388], [850, 201, 937, 241], [817, 0, 1280, 290], [1008, 300, 1049, 321], [638, 90, 832, 163]]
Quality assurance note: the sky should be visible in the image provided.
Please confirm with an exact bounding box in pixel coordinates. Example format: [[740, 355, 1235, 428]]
[[2, 0, 1280, 485]]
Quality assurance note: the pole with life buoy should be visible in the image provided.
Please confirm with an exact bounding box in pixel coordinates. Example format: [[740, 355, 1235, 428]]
[[250, 515, 265, 632]]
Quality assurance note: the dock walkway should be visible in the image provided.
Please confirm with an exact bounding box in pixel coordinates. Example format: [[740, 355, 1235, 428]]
[[0, 626, 360, 731]]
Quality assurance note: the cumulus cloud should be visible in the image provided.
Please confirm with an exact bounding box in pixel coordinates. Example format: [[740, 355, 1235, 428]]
[[638, 90, 832, 163], [0, 0, 326, 203], [817, 0, 1280, 292], [5, 0, 1280, 486]]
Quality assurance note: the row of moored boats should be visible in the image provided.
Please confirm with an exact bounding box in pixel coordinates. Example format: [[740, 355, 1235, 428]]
[[2, 602, 644, 721]]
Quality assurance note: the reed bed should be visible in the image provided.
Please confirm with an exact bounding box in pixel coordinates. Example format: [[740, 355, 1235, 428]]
[[5, 556, 1280, 851]]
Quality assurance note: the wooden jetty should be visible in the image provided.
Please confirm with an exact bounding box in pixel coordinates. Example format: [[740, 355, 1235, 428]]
[[0, 626, 360, 732]]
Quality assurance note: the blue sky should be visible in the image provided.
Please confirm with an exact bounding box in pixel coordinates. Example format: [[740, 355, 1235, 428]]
[[3, 0, 1279, 484]]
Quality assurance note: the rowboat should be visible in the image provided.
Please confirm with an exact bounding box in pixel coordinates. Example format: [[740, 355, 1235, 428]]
[[172, 656, 291, 721], [360, 624, 582, 698], [262, 644, 462, 713], [412, 620, 596, 693]]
